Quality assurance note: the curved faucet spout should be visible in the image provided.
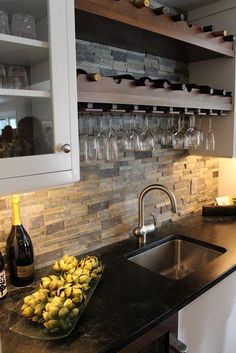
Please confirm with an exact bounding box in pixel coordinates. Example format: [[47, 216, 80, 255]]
[[133, 184, 177, 245]]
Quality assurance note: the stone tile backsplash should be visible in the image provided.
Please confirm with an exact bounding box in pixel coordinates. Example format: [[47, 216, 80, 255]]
[[0, 41, 218, 269], [76, 39, 189, 83]]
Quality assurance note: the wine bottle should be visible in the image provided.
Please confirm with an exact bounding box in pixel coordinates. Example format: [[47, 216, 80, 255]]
[[223, 35, 236, 42], [203, 25, 214, 32], [213, 89, 227, 96], [212, 30, 227, 37], [134, 77, 151, 86], [226, 91, 233, 97], [153, 6, 170, 16], [198, 85, 214, 95], [170, 83, 186, 91], [151, 79, 170, 88], [0, 252, 7, 299], [185, 84, 198, 92], [171, 13, 186, 22], [134, 0, 150, 9], [7, 195, 34, 287], [113, 74, 135, 84], [77, 69, 102, 82]]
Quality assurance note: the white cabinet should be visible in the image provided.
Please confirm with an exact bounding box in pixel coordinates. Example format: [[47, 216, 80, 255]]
[[0, 0, 79, 195], [188, 1, 236, 158], [178, 271, 236, 353]]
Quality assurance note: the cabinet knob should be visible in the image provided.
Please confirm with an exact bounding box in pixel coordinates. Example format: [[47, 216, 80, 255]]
[[62, 144, 71, 153]]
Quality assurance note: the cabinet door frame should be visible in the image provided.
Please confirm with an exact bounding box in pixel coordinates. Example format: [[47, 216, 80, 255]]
[[0, 0, 79, 194]]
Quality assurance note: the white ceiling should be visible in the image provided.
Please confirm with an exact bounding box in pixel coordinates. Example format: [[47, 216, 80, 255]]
[[158, 0, 219, 11]]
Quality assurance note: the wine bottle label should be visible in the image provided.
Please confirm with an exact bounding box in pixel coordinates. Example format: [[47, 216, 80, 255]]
[[0, 270, 7, 298], [16, 264, 34, 278]]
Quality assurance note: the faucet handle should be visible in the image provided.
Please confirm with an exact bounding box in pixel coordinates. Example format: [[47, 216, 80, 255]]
[[151, 213, 157, 227]]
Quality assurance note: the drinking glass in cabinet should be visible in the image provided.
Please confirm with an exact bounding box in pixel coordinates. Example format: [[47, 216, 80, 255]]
[[8, 66, 28, 89], [11, 13, 36, 39], [0, 10, 9, 34], [0, 64, 6, 88]]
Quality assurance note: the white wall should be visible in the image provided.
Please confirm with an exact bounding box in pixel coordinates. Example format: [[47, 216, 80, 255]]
[[218, 158, 236, 195], [189, 0, 236, 194]]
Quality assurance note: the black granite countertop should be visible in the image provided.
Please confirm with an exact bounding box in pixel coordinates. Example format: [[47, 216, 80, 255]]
[[1, 213, 236, 353]]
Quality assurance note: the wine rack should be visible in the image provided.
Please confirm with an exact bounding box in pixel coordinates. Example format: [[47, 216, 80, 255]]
[[77, 75, 233, 112], [75, 0, 234, 62]]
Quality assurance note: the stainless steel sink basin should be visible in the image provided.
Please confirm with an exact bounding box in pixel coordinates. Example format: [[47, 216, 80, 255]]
[[127, 236, 226, 280]]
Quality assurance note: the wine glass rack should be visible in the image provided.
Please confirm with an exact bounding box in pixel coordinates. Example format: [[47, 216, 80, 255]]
[[77, 75, 233, 114]]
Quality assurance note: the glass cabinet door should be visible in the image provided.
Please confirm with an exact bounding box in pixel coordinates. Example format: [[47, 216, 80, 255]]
[[0, 0, 78, 183]]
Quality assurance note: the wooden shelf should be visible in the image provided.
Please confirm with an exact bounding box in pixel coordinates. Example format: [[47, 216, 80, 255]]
[[75, 0, 234, 62], [0, 33, 48, 65], [0, 88, 50, 99], [77, 75, 233, 111]]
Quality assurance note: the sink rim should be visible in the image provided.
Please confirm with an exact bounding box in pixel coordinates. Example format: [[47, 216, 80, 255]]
[[126, 234, 227, 260]]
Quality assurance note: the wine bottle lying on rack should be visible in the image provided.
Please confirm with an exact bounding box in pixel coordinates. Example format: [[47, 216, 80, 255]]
[[226, 91, 233, 97], [185, 84, 198, 92], [133, 0, 150, 8], [113, 74, 135, 84], [151, 79, 170, 89], [213, 89, 227, 96], [223, 35, 236, 42], [169, 83, 186, 91], [203, 25, 215, 32], [171, 13, 186, 22], [153, 6, 170, 16], [212, 30, 227, 37], [134, 77, 152, 86], [198, 85, 214, 95], [77, 69, 102, 81]]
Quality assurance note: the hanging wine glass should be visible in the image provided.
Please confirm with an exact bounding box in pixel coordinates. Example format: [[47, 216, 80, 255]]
[[161, 116, 174, 147], [185, 115, 201, 149], [172, 115, 186, 150], [152, 114, 163, 148], [87, 114, 97, 161], [96, 114, 107, 160], [106, 114, 118, 161], [206, 117, 215, 151], [125, 112, 140, 151], [140, 114, 154, 151], [115, 114, 126, 157]]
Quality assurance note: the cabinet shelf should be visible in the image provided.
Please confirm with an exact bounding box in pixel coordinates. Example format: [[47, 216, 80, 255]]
[[0, 88, 50, 99], [0, 33, 48, 65], [75, 0, 234, 62], [77, 75, 233, 111]]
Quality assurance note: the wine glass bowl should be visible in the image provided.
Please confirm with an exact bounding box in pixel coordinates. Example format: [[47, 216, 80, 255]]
[[205, 117, 215, 151], [140, 115, 154, 151]]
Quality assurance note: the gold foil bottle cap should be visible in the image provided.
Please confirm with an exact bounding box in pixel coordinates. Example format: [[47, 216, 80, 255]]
[[11, 195, 20, 204]]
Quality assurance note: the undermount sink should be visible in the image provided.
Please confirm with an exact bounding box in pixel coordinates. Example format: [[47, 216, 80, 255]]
[[127, 235, 226, 280]]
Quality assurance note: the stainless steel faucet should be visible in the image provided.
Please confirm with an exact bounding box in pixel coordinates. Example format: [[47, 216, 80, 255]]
[[133, 184, 177, 245]]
